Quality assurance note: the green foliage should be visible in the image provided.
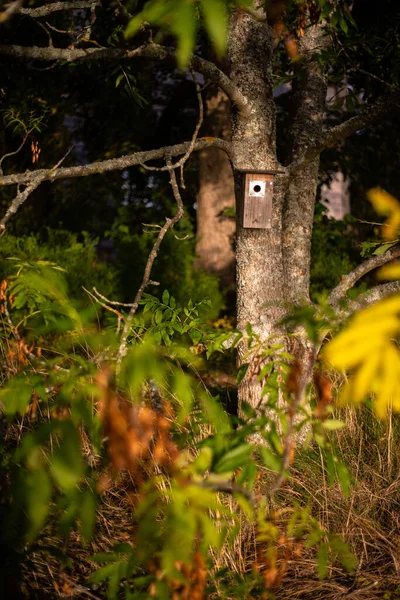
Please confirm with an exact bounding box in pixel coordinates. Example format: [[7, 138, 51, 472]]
[[125, 0, 251, 67], [310, 202, 360, 300], [0, 229, 118, 303], [3, 106, 49, 136], [108, 216, 224, 319], [0, 266, 359, 598]]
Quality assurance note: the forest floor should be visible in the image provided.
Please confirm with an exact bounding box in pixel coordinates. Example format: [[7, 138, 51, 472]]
[[17, 395, 400, 600]]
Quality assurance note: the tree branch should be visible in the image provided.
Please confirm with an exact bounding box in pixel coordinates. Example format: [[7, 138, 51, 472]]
[[328, 245, 400, 306], [290, 90, 400, 171], [117, 156, 185, 365], [343, 282, 400, 316], [0, 138, 232, 188], [0, 147, 72, 234], [0, 178, 44, 235], [18, 1, 98, 19], [0, 42, 250, 114]]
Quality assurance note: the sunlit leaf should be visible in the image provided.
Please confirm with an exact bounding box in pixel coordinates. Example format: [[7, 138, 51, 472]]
[[368, 188, 400, 240], [377, 262, 400, 280], [200, 0, 227, 55], [214, 444, 253, 474]]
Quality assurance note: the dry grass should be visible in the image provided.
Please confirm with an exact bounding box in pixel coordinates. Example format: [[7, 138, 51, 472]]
[[5, 400, 400, 600]]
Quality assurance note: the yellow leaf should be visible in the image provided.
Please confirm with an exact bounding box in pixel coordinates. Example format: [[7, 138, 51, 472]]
[[324, 314, 399, 369], [351, 350, 382, 404], [367, 188, 400, 241], [368, 188, 400, 215], [374, 343, 400, 418], [377, 263, 400, 281]]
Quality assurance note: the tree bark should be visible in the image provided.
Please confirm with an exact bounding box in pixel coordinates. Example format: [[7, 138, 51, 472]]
[[227, 6, 286, 409], [227, 5, 329, 410], [195, 87, 236, 287]]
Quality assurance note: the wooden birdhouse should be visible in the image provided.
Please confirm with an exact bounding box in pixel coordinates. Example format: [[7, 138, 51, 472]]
[[236, 169, 282, 229]]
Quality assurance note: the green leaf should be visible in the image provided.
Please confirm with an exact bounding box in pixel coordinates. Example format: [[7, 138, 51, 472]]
[[329, 535, 357, 573], [162, 289, 170, 305], [0, 378, 33, 416], [91, 552, 121, 564], [200, 0, 227, 56], [236, 459, 257, 489], [173, 2, 197, 68], [50, 425, 85, 491], [190, 446, 213, 473], [115, 73, 124, 88], [336, 462, 351, 497], [258, 446, 281, 473], [173, 370, 193, 423], [190, 329, 202, 345], [339, 17, 348, 34], [317, 543, 329, 579], [26, 467, 52, 542], [237, 363, 249, 385], [214, 444, 253, 474], [374, 241, 397, 255], [79, 489, 97, 542]]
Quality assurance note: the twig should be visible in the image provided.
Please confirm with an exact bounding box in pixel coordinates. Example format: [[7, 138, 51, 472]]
[[0, 0, 22, 23], [335, 32, 396, 92], [200, 479, 254, 502], [267, 348, 317, 497], [0, 178, 44, 235], [92, 287, 135, 308], [82, 287, 124, 333], [139, 71, 204, 177], [0, 147, 73, 234], [117, 156, 185, 365], [0, 133, 28, 176]]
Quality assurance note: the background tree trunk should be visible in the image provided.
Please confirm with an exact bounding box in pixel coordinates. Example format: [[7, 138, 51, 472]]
[[195, 87, 236, 288]]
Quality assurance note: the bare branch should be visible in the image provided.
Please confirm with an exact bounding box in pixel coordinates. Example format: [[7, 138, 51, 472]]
[[117, 157, 185, 365], [0, 178, 44, 235], [0, 147, 73, 233], [341, 282, 400, 317], [0, 137, 232, 188], [18, 1, 98, 19], [290, 90, 400, 171], [0, 42, 250, 113], [140, 71, 204, 180], [0, 0, 22, 23], [92, 288, 135, 308], [0, 133, 28, 176], [328, 245, 400, 306]]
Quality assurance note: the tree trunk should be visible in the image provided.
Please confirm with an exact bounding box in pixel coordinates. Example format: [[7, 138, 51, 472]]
[[227, 5, 329, 410], [195, 87, 236, 288]]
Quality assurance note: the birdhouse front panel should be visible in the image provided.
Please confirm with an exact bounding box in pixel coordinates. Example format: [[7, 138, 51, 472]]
[[242, 172, 273, 229]]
